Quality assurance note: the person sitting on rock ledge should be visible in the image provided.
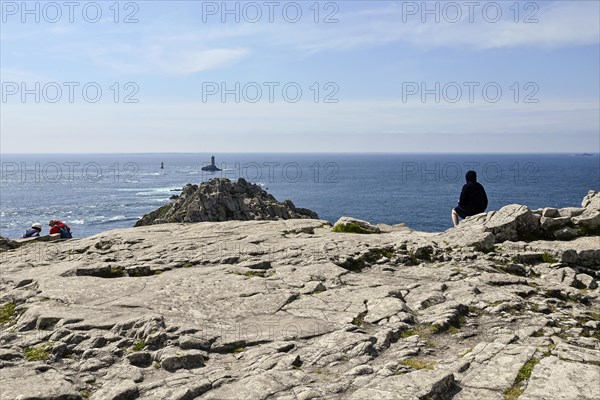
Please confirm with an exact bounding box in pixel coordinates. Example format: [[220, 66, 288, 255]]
[[22, 223, 42, 238], [49, 220, 73, 239], [452, 170, 488, 227]]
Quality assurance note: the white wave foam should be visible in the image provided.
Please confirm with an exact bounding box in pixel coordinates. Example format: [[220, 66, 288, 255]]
[[105, 215, 129, 222], [135, 187, 175, 196]]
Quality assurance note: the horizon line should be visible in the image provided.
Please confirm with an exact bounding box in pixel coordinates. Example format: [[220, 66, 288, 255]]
[[1, 151, 599, 156]]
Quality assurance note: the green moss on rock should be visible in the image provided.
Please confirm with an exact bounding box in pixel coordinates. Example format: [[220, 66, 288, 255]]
[[0, 302, 16, 325], [332, 223, 373, 234]]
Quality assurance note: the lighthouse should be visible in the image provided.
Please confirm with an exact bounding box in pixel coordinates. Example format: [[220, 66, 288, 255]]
[[201, 155, 222, 172]]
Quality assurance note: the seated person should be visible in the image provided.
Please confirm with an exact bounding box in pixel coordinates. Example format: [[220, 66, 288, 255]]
[[49, 220, 73, 238], [452, 171, 488, 226], [23, 223, 42, 238]]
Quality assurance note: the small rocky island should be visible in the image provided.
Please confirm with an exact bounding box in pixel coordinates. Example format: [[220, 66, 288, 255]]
[[0, 190, 598, 400], [135, 178, 318, 226]]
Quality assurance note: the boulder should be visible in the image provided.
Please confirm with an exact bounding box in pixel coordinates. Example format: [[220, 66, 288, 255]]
[[539, 216, 570, 231], [581, 190, 600, 209], [558, 207, 585, 218], [570, 191, 600, 233], [126, 351, 152, 368], [333, 217, 381, 234], [572, 211, 600, 233], [541, 208, 560, 218], [155, 347, 205, 372], [575, 273, 598, 289], [481, 204, 540, 242], [179, 336, 211, 351], [452, 204, 539, 243], [554, 227, 580, 240]]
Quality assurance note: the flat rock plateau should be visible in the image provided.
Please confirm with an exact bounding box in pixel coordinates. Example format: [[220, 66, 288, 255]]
[[1, 190, 599, 400]]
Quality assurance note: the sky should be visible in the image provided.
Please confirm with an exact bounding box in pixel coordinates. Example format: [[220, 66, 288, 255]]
[[0, 0, 599, 153]]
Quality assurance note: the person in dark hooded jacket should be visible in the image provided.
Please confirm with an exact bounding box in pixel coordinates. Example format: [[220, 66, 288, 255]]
[[452, 170, 488, 226]]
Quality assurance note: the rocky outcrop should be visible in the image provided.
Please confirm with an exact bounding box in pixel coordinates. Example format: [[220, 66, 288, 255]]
[[444, 191, 600, 250], [0, 193, 598, 399], [135, 178, 318, 226], [0, 236, 19, 251], [573, 190, 600, 233]]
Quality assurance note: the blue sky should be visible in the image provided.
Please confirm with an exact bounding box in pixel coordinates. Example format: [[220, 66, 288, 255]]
[[1, 0, 599, 153]]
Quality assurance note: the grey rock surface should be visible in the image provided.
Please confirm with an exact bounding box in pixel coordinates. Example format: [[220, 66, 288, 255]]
[[1, 192, 599, 399], [519, 356, 599, 400]]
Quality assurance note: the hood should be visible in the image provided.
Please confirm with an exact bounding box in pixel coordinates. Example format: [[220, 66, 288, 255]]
[[465, 170, 477, 183]]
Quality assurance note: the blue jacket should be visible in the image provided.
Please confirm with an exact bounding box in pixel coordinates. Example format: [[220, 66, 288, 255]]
[[23, 228, 40, 238]]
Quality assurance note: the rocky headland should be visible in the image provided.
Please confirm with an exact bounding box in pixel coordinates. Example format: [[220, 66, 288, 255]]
[[135, 178, 318, 226], [0, 189, 599, 400]]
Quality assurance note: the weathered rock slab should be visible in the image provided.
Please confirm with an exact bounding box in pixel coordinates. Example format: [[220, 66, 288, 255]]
[[520, 356, 600, 400], [348, 370, 456, 399], [0, 367, 81, 399]]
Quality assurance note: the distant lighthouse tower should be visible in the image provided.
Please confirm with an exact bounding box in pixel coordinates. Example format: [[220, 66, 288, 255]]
[[201, 155, 222, 172]]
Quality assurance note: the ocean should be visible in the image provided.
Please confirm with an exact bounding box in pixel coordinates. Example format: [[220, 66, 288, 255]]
[[0, 153, 598, 239]]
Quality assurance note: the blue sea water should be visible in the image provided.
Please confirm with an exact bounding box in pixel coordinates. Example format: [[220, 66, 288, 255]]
[[0, 153, 598, 239]]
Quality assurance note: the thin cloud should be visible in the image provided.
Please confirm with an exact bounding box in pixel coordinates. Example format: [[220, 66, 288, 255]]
[[59, 39, 249, 75], [289, 1, 600, 52], [145, 47, 249, 75]]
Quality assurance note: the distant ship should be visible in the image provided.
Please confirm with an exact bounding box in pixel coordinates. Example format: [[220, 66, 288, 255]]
[[202, 155, 222, 172]]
